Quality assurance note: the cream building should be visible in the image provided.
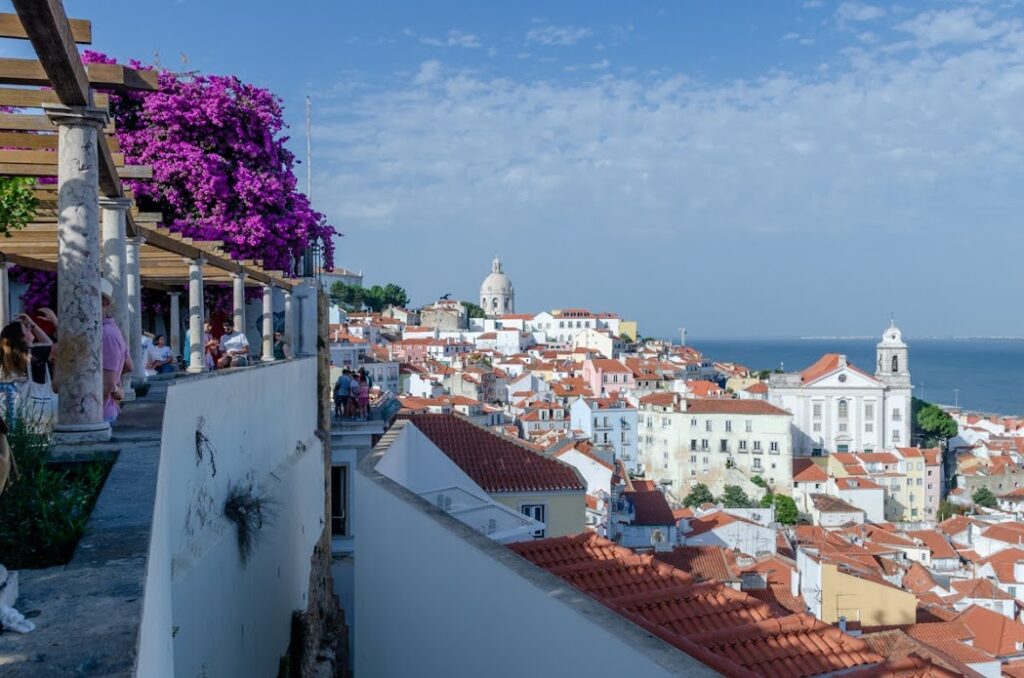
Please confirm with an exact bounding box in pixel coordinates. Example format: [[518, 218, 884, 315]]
[[768, 322, 912, 456], [637, 393, 794, 498]]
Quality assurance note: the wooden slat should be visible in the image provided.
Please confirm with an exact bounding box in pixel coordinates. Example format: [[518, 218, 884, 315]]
[[11, 0, 120, 196], [0, 253, 56, 271], [118, 165, 152, 179], [0, 86, 108, 109], [0, 130, 119, 152], [0, 148, 125, 166], [0, 13, 91, 44], [0, 112, 115, 133], [0, 58, 157, 91]]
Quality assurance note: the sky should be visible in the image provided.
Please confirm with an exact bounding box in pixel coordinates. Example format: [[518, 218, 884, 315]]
[[23, 1, 1024, 337]]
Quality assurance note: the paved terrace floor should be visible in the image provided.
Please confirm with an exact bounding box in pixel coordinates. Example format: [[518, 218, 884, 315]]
[[2, 374, 189, 677]]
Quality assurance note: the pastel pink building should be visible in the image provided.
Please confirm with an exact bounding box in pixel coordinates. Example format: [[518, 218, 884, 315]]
[[582, 358, 635, 396]]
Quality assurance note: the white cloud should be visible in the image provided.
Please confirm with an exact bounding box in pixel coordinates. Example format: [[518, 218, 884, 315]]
[[782, 32, 802, 41], [896, 7, 1017, 47], [314, 6, 1024, 336], [836, 2, 886, 22], [589, 59, 610, 70], [802, 0, 824, 8], [525, 23, 594, 46], [414, 29, 482, 48]]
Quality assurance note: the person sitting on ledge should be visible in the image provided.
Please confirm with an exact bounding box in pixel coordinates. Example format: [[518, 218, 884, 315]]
[[217, 320, 250, 368], [146, 334, 175, 374]]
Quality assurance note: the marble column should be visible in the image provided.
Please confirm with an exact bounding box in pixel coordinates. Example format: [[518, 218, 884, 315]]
[[261, 283, 274, 362], [100, 197, 134, 402], [283, 289, 294, 357], [168, 291, 182, 359], [0, 262, 11, 328], [44, 104, 110, 443], [126, 236, 146, 386], [231, 271, 246, 333], [187, 258, 206, 373]]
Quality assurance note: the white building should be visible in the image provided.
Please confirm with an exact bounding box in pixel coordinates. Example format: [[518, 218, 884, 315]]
[[637, 394, 794, 498], [682, 510, 777, 556], [768, 322, 912, 456], [480, 256, 514, 317], [570, 396, 639, 473]]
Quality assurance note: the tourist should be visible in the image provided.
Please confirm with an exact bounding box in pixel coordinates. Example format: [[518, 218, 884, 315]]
[[203, 321, 219, 370], [334, 369, 352, 418], [273, 330, 290, 360], [0, 315, 58, 426], [146, 335, 175, 374], [356, 372, 370, 420], [217, 320, 250, 368], [102, 279, 132, 423]]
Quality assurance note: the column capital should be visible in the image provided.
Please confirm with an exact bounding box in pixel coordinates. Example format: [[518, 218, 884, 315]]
[[168, 290, 183, 298], [98, 196, 133, 211], [42, 104, 108, 129]]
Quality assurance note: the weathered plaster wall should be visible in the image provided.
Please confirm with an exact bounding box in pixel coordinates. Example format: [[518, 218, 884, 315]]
[[137, 359, 323, 677]]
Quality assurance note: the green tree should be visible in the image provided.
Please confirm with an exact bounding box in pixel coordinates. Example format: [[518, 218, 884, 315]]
[[0, 177, 38, 238], [719, 484, 752, 508], [463, 301, 486, 319], [381, 283, 410, 309], [750, 475, 767, 488], [683, 483, 714, 507], [937, 500, 967, 522], [914, 398, 958, 446], [329, 281, 364, 312], [759, 493, 799, 525], [973, 487, 997, 509]]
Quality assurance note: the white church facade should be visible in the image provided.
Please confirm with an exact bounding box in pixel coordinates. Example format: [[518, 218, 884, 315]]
[[480, 256, 514, 317], [768, 323, 912, 456]]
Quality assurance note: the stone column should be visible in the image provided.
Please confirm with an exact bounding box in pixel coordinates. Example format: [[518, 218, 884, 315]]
[[187, 258, 206, 373], [262, 283, 274, 362], [100, 197, 134, 402], [168, 291, 182, 359], [0, 262, 11, 327], [283, 289, 294, 356], [126, 236, 146, 386], [231, 271, 246, 333], [44, 104, 111, 443]]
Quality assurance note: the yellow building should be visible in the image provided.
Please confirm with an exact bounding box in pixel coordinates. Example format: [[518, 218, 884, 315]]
[[619, 320, 638, 342], [820, 562, 916, 627]]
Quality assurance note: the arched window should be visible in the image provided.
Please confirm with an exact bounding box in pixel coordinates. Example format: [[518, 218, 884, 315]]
[[492, 297, 498, 310], [838, 399, 849, 419], [504, 298, 510, 310], [891, 355, 899, 373]]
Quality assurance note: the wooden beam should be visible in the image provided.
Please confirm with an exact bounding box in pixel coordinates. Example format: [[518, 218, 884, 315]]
[[118, 165, 153, 179], [10, 0, 91, 106], [0, 112, 115, 133], [0, 58, 157, 91], [0, 13, 91, 44], [0, 130, 119, 152], [11, 0, 121, 196], [0, 86, 108, 109], [0, 148, 125, 166], [0, 253, 56, 271]]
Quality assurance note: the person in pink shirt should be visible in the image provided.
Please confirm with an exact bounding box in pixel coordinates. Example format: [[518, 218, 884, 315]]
[[101, 279, 133, 422]]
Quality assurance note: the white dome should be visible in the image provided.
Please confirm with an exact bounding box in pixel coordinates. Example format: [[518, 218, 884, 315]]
[[480, 256, 514, 316], [878, 319, 905, 347]]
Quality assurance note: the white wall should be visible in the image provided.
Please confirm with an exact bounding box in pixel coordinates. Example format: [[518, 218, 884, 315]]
[[137, 359, 323, 678], [355, 466, 716, 678]]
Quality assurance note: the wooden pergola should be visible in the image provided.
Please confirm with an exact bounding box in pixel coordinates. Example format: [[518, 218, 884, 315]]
[[0, 2, 302, 441]]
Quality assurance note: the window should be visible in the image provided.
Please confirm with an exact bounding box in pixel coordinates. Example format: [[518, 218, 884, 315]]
[[753, 458, 763, 470], [705, 420, 712, 432], [813, 423, 821, 432], [838, 400, 849, 418], [690, 469, 696, 476], [770, 441, 779, 453], [720, 439, 728, 453], [331, 465, 348, 536], [739, 440, 748, 451], [701, 439, 709, 450], [753, 441, 762, 452], [593, 417, 599, 428], [927, 483, 933, 490], [702, 456, 709, 465], [865, 423, 873, 433], [603, 416, 609, 427], [521, 504, 546, 538], [865, 403, 874, 420], [927, 469, 933, 476], [725, 420, 733, 432], [916, 478, 923, 486], [813, 403, 822, 418], [621, 432, 628, 443], [893, 408, 902, 422], [893, 430, 901, 442], [892, 355, 899, 373], [690, 454, 697, 463], [745, 420, 753, 433], [839, 423, 848, 432], [837, 444, 849, 453], [690, 439, 698, 451]]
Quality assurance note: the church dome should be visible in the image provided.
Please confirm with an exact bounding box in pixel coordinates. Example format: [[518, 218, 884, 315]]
[[480, 257, 513, 296], [878, 318, 905, 347]]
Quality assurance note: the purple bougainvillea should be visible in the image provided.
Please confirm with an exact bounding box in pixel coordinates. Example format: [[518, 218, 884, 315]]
[[14, 54, 335, 317]]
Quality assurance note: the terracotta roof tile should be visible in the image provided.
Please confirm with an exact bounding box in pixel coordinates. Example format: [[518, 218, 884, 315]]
[[956, 604, 1024, 656], [623, 490, 676, 526], [793, 458, 828, 483], [654, 545, 739, 583], [905, 530, 958, 561], [949, 577, 1014, 601], [403, 414, 586, 493]]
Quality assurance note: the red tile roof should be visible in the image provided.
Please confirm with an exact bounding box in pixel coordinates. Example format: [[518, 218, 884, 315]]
[[793, 458, 828, 483], [799, 353, 876, 384], [859, 630, 976, 678], [902, 562, 940, 594], [905, 530, 958, 561], [834, 477, 883, 490], [654, 545, 739, 583], [509, 533, 893, 677], [979, 522, 1024, 546], [686, 511, 761, 537], [744, 381, 769, 394], [403, 414, 586, 493], [956, 604, 1024, 656], [811, 493, 864, 514], [588, 358, 632, 373], [684, 399, 791, 416], [623, 489, 676, 526]]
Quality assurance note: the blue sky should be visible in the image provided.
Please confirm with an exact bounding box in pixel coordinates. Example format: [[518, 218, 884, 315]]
[[32, 2, 1024, 337]]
